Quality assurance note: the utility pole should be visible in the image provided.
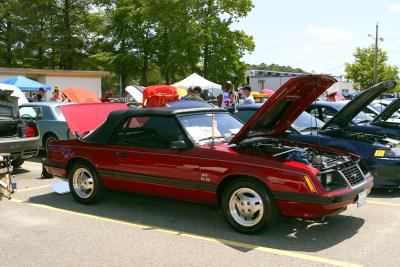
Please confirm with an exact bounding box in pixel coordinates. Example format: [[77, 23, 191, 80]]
[[374, 22, 379, 85]]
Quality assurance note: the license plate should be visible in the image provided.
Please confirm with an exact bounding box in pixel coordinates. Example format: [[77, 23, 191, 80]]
[[357, 190, 368, 208]]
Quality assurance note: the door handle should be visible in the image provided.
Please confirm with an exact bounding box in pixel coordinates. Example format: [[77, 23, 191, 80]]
[[116, 151, 128, 158]]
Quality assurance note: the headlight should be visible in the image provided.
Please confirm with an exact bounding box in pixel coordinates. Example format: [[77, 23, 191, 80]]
[[373, 148, 400, 158], [317, 171, 348, 191]]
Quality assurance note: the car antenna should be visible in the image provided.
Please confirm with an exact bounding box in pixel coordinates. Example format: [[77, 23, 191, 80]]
[[313, 76, 323, 160], [211, 85, 216, 149]]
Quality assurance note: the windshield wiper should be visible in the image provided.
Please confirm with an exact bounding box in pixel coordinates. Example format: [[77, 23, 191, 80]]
[[356, 120, 371, 125], [198, 136, 224, 142], [301, 126, 321, 132]]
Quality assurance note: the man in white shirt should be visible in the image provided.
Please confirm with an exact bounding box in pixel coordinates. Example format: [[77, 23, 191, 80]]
[[242, 85, 255, 105]]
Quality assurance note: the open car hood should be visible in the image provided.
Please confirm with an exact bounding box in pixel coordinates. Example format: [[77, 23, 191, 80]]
[[60, 103, 129, 136], [372, 97, 400, 123], [321, 81, 396, 130], [231, 75, 337, 144], [62, 88, 101, 103]]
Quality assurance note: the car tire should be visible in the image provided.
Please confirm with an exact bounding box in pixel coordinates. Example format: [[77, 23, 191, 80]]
[[12, 158, 24, 168], [68, 161, 107, 204], [221, 178, 278, 234], [44, 134, 58, 154]]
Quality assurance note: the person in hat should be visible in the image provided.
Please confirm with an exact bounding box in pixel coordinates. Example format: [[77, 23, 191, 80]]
[[183, 86, 204, 102], [32, 88, 46, 102], [241, 85, 255, 105], [50, 86, 67, 102]]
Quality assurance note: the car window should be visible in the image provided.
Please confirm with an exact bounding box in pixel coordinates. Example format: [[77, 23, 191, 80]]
[[320, 107, 337, 121], [293, 112, 325, 132], [363, 107, 377, 118], [235, 110, 256, 123], [179, 113, 243, 145], [353, 111, 374, 124], [115, 116, 187, 149], [19, 106, 42, 120], [308, 107, 320, 119], [54, 106, 66, 121]]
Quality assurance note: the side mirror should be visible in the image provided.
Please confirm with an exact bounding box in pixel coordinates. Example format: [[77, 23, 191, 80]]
[[170, 140, 188, 150]]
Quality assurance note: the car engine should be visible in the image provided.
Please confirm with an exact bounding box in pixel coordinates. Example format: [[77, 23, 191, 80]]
[[236, 137, 366, 191]]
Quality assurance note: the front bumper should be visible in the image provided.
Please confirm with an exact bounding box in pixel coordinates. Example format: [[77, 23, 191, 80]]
[[367, 158, 400, 188], [274, 174, 374, 218], [0, 136, 39, 160]]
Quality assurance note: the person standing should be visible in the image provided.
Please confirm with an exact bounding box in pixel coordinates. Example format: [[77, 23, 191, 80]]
[[241, 85, 255, 105], [32, 88, 46, 102], [218, 81, 238, 110], [50, 86, 67, 101], [184, 86, 204, 102]]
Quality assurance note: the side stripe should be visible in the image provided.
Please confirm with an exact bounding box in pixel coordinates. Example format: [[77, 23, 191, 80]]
[[98, 170, 217, 192]]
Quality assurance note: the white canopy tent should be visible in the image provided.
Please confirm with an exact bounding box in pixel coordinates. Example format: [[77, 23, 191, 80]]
[[0, 83, 29, 105], [172, 73, 221, 90]]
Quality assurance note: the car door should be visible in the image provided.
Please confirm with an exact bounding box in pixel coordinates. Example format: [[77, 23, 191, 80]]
[[110, 115, 202, 202]]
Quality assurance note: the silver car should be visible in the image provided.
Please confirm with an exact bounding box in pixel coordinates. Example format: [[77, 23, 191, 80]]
[[19, 102, 73, 152]]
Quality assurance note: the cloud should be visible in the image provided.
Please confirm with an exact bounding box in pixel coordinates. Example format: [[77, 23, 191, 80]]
[[305, 26, 353, 41], [389, 3, 400, 12]]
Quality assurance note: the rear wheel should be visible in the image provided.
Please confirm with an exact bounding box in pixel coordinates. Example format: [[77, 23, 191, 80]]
[[68, 161, 106, 204], [44, 134, 58, 154], [221, 179, 278, 234]]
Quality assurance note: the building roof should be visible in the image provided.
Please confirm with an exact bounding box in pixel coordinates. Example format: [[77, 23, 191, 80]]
[[0, 67, 109, 78]]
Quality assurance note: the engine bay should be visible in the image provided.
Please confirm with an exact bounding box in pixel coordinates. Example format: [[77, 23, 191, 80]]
[[236, 137, 352, 172]]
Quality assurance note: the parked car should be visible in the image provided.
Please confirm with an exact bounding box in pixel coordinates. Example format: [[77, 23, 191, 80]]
[[43, 75, 373, 234], [0, 89, 39, 167], [306, 81, 400, 139], [18, 102, 74, 153], [371, 98, 400, 128]]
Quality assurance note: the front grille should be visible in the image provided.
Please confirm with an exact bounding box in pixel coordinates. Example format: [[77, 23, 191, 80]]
[[339, 163, 365, 186]]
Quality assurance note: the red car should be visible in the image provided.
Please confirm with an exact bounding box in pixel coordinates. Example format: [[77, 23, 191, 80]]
[[43, 75, 373, 233]]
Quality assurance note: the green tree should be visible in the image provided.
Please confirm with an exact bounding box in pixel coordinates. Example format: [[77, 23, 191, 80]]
[[345, 46, 399, 90], [248, 63, 306, 73], [194, 0, 255, 86]]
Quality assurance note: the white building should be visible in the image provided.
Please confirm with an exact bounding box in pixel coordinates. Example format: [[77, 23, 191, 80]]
[[0, 67, 109, 100], [246, 69, 357, 96]]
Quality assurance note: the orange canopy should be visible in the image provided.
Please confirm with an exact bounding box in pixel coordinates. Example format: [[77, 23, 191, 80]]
[[142, 85, 178, 108], [62, 88, 101, 103]]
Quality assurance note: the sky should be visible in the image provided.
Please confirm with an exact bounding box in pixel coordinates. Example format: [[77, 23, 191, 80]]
[[232, 0, 400, 76]]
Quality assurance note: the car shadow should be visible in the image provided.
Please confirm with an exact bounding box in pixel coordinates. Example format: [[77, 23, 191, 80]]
[[369, 188, 400, 199], [12, 168, 30, 175], [26, 190, 365, 253]]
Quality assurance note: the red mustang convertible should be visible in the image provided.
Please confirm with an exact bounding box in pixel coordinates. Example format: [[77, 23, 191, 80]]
[[44, 75, 373, 233]]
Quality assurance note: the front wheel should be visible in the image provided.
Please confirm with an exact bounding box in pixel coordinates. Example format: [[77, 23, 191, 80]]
[[68, 161, 106, 204], [221, 179, 278, 234]]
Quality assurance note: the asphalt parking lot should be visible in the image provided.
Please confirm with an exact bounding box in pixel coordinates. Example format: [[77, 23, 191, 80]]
[[1, 156, 400, 267]]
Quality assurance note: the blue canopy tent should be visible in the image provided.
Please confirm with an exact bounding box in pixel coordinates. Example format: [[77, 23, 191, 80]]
[[1, 76, 51, 91]]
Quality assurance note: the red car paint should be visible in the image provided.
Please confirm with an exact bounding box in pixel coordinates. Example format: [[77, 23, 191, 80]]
[[60, 103, 129, 136], [44, 75, 373, 219]]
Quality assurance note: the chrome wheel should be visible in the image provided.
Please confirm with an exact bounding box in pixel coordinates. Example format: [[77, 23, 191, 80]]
[[72, 168, 94, 199], [228, 187, 264, 227]]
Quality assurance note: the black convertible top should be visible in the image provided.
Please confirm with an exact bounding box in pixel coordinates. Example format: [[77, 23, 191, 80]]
[[83, 107, 227, 144]]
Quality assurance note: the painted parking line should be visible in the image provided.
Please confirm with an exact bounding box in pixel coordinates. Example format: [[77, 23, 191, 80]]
[[367, 200, 400, 207], [10, 198, 361, 267], [16, 184, 52, 193]]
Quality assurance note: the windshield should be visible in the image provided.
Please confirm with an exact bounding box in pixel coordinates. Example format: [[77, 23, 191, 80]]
[[179, 113, 243, 145], [353, 111, 374, 124], [293, 112, 325, 132], [370, 102, 386, 113]]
